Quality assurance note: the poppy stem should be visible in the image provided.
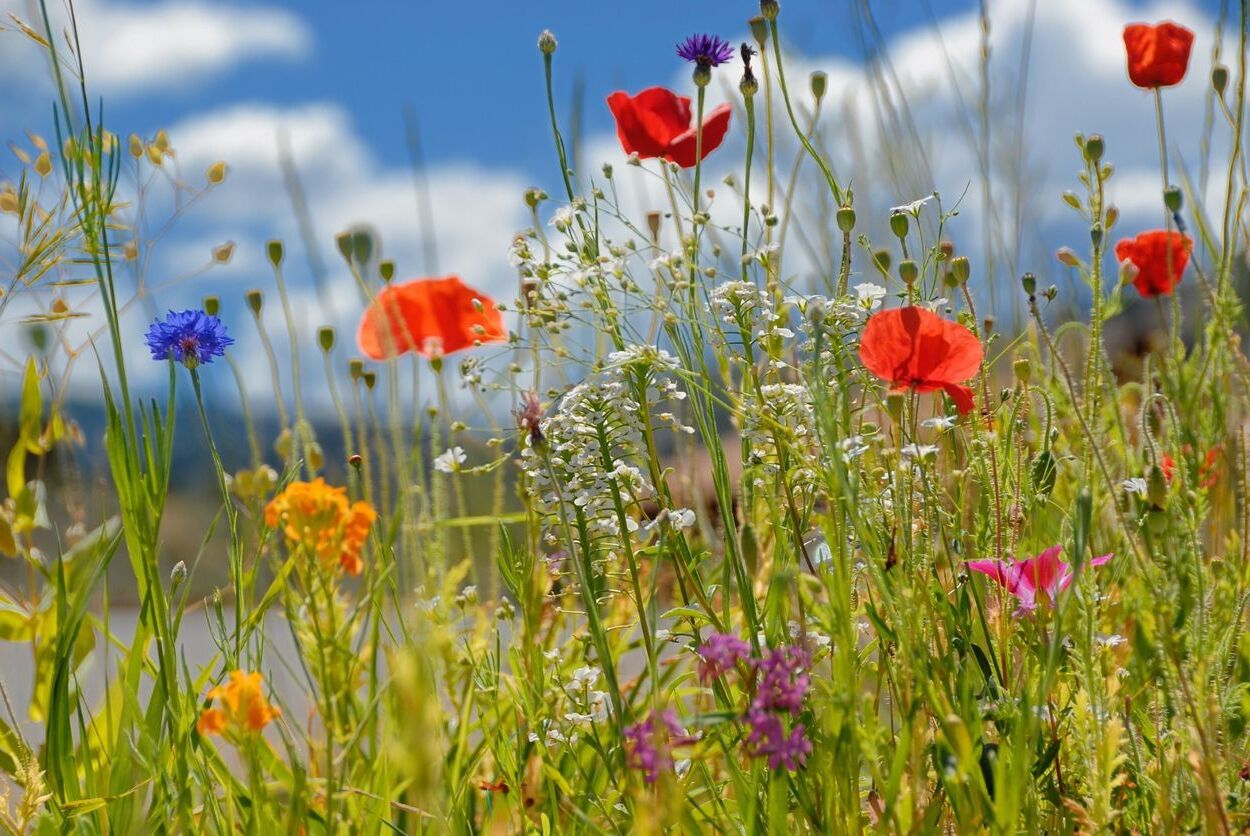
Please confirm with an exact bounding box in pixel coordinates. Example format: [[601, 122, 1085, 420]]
[[741, 91, 756, 283], [768, 19, 843, 206]]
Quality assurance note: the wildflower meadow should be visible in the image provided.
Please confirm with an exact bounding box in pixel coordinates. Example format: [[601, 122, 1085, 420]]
[[2, 0, 1250, 832]]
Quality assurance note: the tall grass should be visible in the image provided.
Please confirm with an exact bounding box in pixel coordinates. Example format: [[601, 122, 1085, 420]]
[[0, 0, 1247, 832]]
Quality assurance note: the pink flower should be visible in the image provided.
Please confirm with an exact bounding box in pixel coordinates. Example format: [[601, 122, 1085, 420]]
[[967, 546, 1113, 615]]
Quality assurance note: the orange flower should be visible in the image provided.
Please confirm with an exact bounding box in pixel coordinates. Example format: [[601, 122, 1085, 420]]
[[356, 276, 506, 361], [197, 670, 280, 736], [858, 307, 984, 415], [1115, 230, 1190, 298], [264, 478, 376, 575], [1123, 22, 1194, 89]]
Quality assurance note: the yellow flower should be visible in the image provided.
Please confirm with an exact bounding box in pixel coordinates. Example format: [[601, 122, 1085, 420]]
[[197, 670, 280, 736], [264, 478, 376, 575]]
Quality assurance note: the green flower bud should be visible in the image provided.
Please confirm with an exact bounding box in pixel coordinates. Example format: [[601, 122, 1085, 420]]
[[1164, 186, 1183, 213], [362, 371, 377, 390], [1213, 64, 1229, 94], [318, 326, 335, 352], [885, 392, 905, 421], [266, 239, 284, 267], [203, 295, 220, 317], [749, 16, 768, 47], [380, 260, 395, 282], [810, 71, 827, 101], [836, 206, 856, 233], [348, 359, 364, 381], [1083, 134, 1104, 164], [951, 255, 971, 285], [760, 0, 779, 20], [1021, 272, 1037, 295], [1013, 357, 1032, 385], [335, 231, 352, 261], [872, 248, 892, 274], [538, 30, 557, 54], [898, 259, 919, 286], [1147, 464, 1169, 509], [889, 211, 909, 240], [1090, 223, 1103, 249], [246, 288, 263, 314]]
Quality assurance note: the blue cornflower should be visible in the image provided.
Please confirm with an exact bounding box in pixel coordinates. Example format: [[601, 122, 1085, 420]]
[[676, 34, 735, 68], [145, 309, 234, 368]]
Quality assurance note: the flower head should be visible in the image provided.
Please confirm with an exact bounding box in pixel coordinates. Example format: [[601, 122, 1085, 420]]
[[197, 670, 280, 737], [753, 646, 810, 715], [1115, 230, 1191, 298], [676, 34, 735, 67], [858, 306, 983, 415], [624, 709, 696, 784], [745, 708, 812, 771], [1123, 22, 1194, 88], [967, 546, 1113, 615], [356, 276, 506, 361], [607, 87, 732, 168], [145, 309, 233, 368], [264, 478, 376, 575], [696, 632, 751, 684]]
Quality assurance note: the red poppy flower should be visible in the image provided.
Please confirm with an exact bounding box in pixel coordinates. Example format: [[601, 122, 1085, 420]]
[[356, 276, 506, 360], [858, 306, 984, 415], [1123, 22, 1194, 88], [607, 87, 732, 168], [1114, 230, 1191, 298]]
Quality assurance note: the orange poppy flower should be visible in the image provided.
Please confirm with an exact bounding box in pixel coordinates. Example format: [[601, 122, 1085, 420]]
[[1123, 22, 1194, 88], [1115, 230, 1190, 298], [197, 670, 280, 737], [264, 478, 376, 575], [356, 276, 506, 360], [858, 306, 983, 415]]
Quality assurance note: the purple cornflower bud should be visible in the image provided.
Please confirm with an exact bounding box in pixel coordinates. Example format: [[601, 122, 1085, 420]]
[[623, 709, 695, 784], [696, 632, 750, 684], [145, 309, 234, 369], [752, 646, 810, 714]]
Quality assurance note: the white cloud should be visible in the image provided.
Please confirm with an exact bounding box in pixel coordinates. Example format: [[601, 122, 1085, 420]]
[[2, 0, 311, 95]]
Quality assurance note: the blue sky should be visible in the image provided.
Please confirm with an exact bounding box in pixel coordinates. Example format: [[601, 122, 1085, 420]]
[[0, 0, 1231, 404]]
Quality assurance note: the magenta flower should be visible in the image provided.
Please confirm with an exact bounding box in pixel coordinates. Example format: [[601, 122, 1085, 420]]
[[745, 708, 812, 771], [623, 709, 695, 784], [967, 546, 1113, 615], [752, 646, 810, 714], [696, 633, 750, 684]]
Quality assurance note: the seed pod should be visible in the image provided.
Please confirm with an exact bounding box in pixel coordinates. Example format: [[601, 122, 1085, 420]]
[[318, 326, 335, 352], [836, 206, 855, 233], [889, 211, 909, 240]]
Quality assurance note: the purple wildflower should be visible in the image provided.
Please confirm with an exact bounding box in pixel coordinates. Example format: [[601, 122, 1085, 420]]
[[696, 632, 750, 684], [623, 709, 694, 784], [752, 646, 810, 714], [746, 708, 812, 771], [676, 34, 735, 68], [145, 309, 233, 368]]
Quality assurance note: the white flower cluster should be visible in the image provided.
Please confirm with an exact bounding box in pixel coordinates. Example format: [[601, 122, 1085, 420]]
[[520, 344, 689, 544], [741, 382, 822, 497]]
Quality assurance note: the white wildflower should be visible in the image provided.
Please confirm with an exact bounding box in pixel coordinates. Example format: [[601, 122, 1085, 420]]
[[433, 446, 466, 473]]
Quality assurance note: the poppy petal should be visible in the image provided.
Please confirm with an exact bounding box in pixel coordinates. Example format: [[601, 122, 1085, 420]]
[[1115, 230, 1190, 297], [1124, 22, 1194, 88], [357, 276, 505, 360], [664, 102, 733, 168], [607, 87, 692, 159], [941, 382, 977, 415]]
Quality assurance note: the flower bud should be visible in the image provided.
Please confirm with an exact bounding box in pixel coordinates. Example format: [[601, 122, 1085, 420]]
[[885, 392, 905, 421], [889, 211, 909, 239], [203, 296, 220, 317], [362, 371, 377, 390], [749, 16, 768, 47], [1213, 64, 1229, 94], [266, 239, 284, 268], [348, 453, 363, 469], [1083, 134, 1104, 164], [1147, 464, 1169, 509], [872, 248, 892, 274], [1043, 285, 1058, 301], [693, 64, 712, 88], [740, 73, 759, 97], [898, 259, 918, 286], [318, 326, 335, 352], [836, 206, 855, 233], [348, 359, 364, 381], [170, 560, 187, 589], [1105, 205, 1119, 229], [983, 315, 996, 336], [538, 30, 557, 54], [1056, 247, 1080, 267], [212, 241, 235, 263], [810, 71, 827, 101], [1013, 357, 1032, 385], [1164, 186, 1183, 214], [760, 0, 779, 20], [206, 161, 227, 185], [1021, 272, 1037, 295], [951, 255, 971, 285], [246, 288, 263, 314], [1090, 223, 1103, 249], [128, 133, 143, 158]]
